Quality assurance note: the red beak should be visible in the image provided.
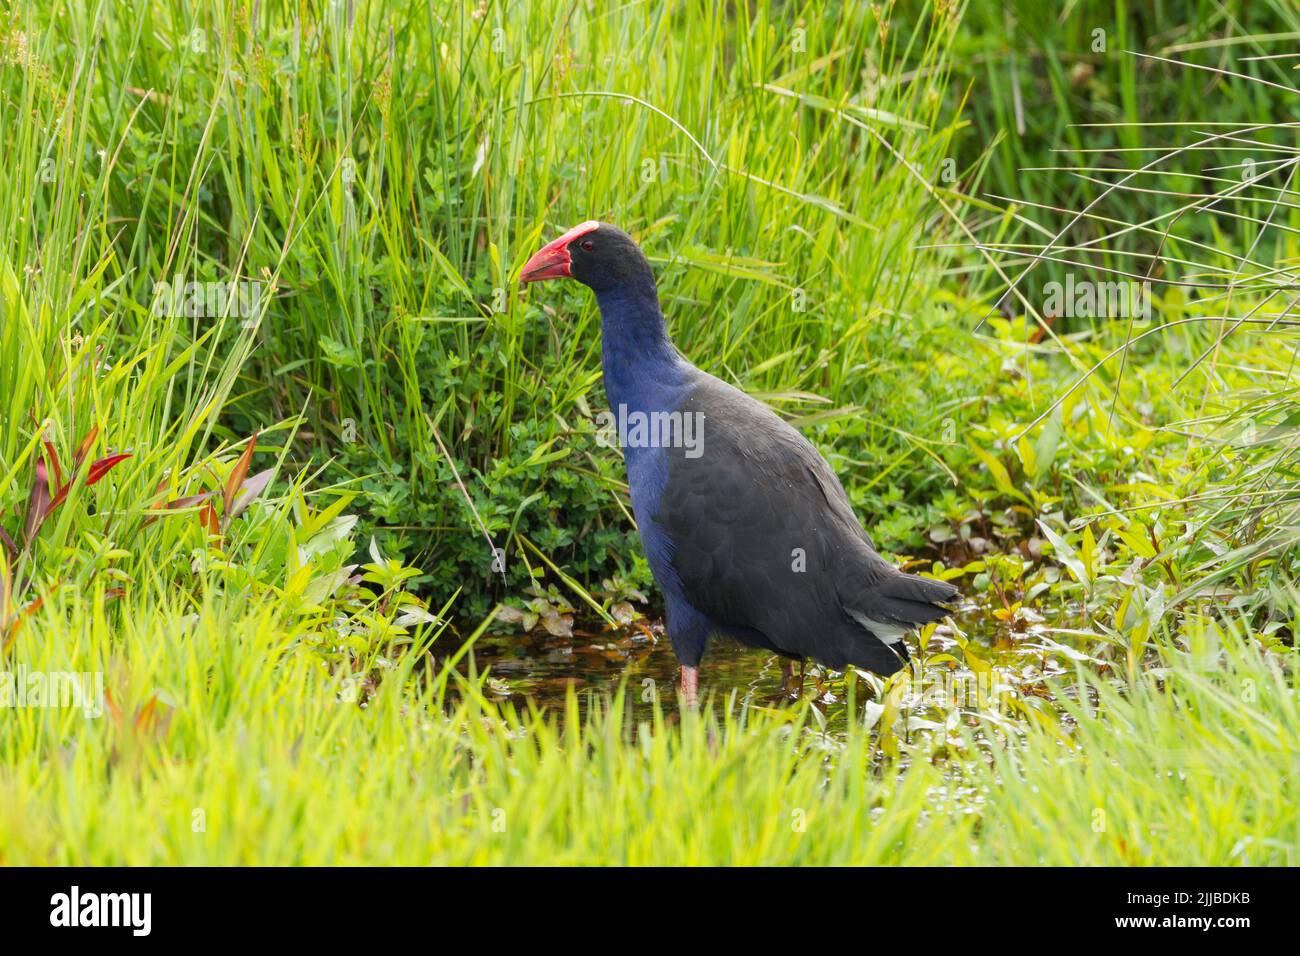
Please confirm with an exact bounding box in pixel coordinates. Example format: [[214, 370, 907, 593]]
[[520, 220, 600, 283]]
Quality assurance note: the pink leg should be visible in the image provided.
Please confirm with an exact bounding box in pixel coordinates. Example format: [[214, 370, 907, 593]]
[[679, 665, 699, 707]]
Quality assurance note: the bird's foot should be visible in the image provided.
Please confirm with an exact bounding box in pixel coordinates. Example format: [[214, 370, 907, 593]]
[[678, 665, 699, 707]]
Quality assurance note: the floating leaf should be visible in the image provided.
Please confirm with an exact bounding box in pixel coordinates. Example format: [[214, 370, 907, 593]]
[[494, 604, 530, 627], [539, 607, 573, 638]]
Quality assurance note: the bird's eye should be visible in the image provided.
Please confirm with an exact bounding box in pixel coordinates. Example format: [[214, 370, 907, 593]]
[[580, 239, 595, 251]]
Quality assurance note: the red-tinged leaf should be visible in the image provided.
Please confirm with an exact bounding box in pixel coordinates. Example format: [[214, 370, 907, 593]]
[[135, 696, 157, 733], [0, 521, 16, 561], [165, 489, 218, 511], [224, 430, 259, 514], [74, 425, 100, 470], [199, 501, 220, 538], [141, 488, 218, 528], [45, 451, 133, 516], [46, 486, 68, 514], [23, 459, 52, 543], [41, 437, 63, 494], [2, 594, 44, 653], [86, 453, 131, 486], [228, 468, 273, 521]]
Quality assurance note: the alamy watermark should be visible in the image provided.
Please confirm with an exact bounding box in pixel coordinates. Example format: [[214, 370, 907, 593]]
[[0, 667, 104, 718], [595, 404, 705, 458], [150, 276, 264, 322], [893, 667, 1007, 715], [1042, 273, 1151, 322], [50, 886, 151, 936]]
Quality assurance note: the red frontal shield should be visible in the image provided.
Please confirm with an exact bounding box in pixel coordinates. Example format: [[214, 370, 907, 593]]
[[520, 220, 601, 282]]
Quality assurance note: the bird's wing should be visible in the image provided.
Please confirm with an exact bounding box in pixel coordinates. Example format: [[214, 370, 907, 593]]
[[653, 373, 956, 672]]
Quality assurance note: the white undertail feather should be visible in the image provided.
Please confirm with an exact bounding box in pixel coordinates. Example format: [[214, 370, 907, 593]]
[[847, 608, 906, 645]]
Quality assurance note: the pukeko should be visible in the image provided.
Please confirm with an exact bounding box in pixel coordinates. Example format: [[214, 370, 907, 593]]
[[521, 221, 958, 704]]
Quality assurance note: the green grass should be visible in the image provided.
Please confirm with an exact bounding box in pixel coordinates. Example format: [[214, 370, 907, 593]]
[[1, 0, 1299, 865], [2, 581, 1296, 865], [949, 0, 1300, 294], [1, 0, 983, 615]]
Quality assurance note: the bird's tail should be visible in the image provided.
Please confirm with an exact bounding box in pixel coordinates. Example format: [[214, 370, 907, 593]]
[[863, 570, 960, 629], [819, 565, 959, 676], [837, 568, 959, 673]]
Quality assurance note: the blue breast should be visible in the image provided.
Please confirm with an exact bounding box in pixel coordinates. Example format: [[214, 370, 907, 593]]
[[594, 284, 693, 600]]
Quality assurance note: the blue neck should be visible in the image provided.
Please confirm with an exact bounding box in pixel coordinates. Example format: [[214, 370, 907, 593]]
[[595, 282, 685, 413]]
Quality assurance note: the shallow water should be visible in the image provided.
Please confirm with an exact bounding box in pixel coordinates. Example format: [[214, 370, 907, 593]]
[[457, 592, 1075, 724], [464, 619, 791, 709]]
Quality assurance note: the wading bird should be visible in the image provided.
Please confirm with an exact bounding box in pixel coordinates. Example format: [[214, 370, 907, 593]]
[[521, 222, 958, 704]]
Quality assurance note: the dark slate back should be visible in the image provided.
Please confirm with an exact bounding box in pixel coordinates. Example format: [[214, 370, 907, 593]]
[[653, 370, 956, 673]]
